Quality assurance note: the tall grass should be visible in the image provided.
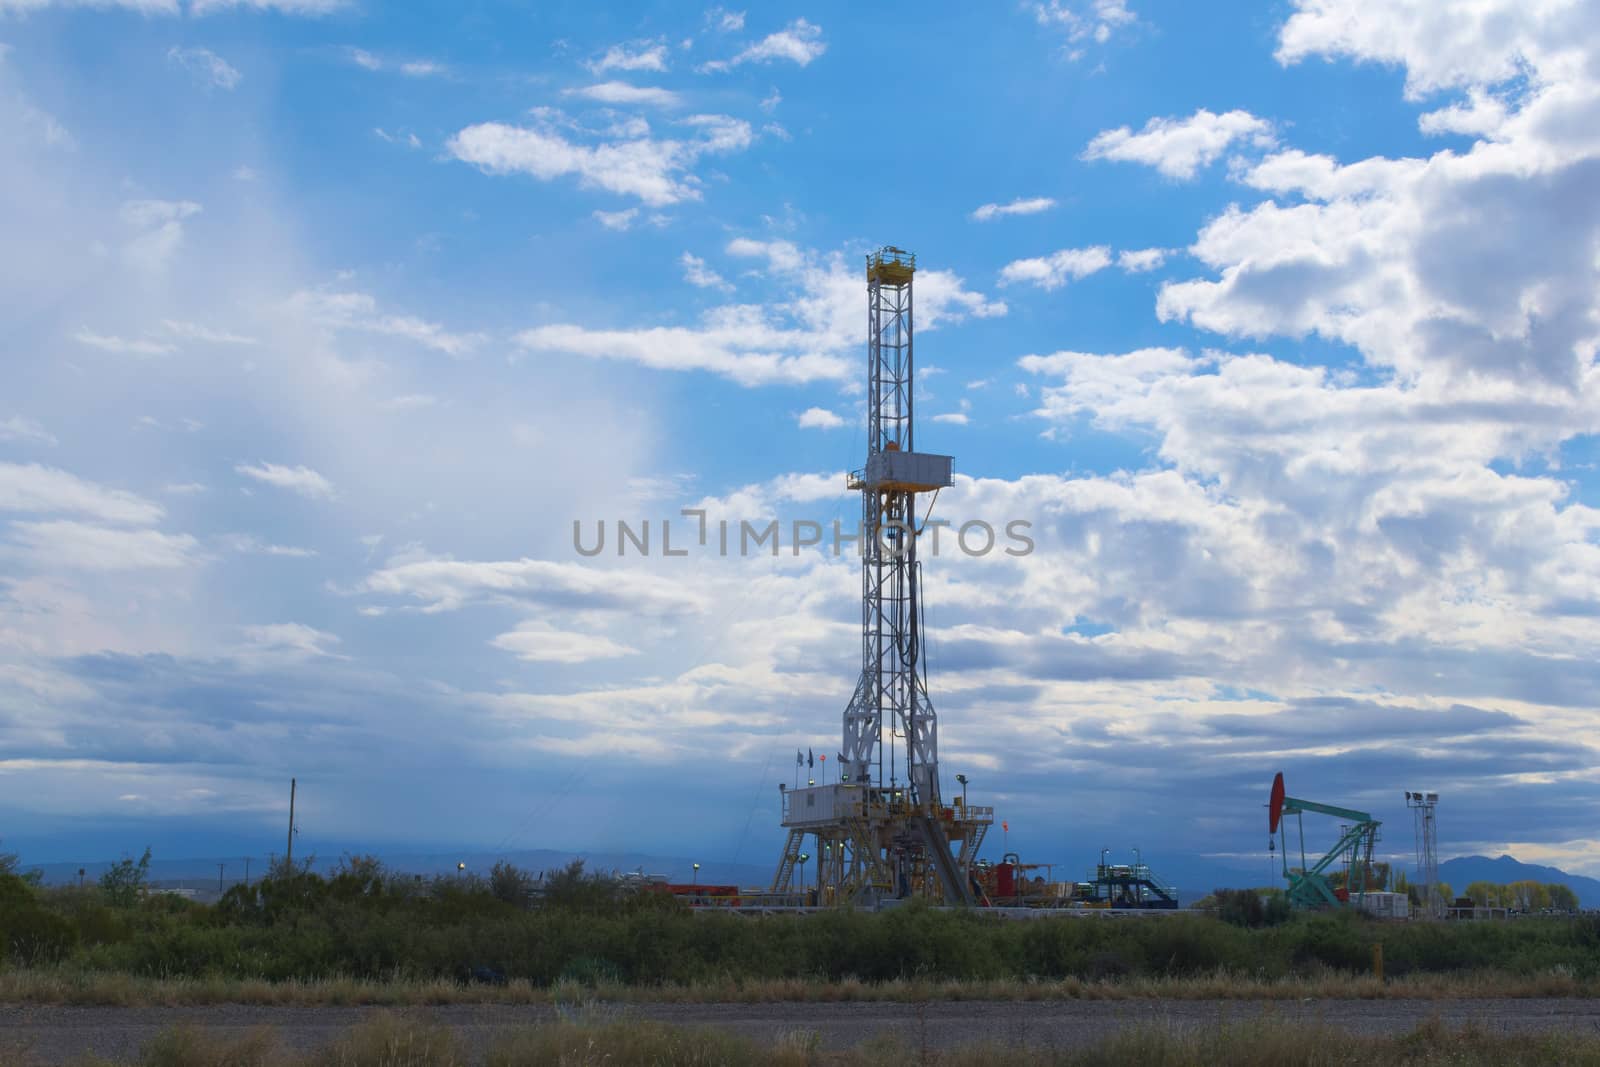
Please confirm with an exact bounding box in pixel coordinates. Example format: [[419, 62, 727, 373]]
[[27, 1014, 1600, 1066], [3, 965, 1598, 1007], [8, 868, 1600, 994]]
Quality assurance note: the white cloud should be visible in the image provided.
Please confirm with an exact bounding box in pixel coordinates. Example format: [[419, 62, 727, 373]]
[[221, 534, 317, 557], [360, 553, 709, 616], [0, 463, 164, 524], [1275, 0, 1594, 101], [564, 81, 681, 108], [1033, 0, 1136, 59], [8, 520, 197, 570], [345, 47, 381, 71], [680, 251, 729, 289], [0, 0, 178, 9], [166, 46, 240, 90], [119, 198, 202, 272], [72, 329, 177, 357], [998, 246, 1113, 289], [971, 196, 1056, 221], [378, 393, 436, 412], [120, 200, 202, 228], [931, 397, 973, 425], [373, 127, 422, 149], [796, 406, 843, 429], [189, 0, 344, 13], [239, 622, 342, 660], [0, 418, 57, 447], [161, 319, 257, 344], [399, 59, 445, 77], [1084, 108, 1275, 179], [706, 7, 744, 32], [447, 110, 752, 206], [592, 208, 639, 231], [1117, 247, 1168, 273], [0, 0, 336, 13], [701, 18, 825, 71], [491, 622, 638, 663], [519, 242, 1004, 386], [286, 290, 481, 356], [586, 40, 669, 75], [234, 461, 335, 500]]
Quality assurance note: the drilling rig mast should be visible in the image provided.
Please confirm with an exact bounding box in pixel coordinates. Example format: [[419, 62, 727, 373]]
[[771, 247, 992, 906]]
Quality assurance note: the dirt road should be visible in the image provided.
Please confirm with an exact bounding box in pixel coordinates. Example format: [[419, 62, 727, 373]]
[[6, 998, 1600, 1062]]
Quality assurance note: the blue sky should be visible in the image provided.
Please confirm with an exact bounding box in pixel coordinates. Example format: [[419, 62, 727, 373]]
[[4, 0, 1600, 880]]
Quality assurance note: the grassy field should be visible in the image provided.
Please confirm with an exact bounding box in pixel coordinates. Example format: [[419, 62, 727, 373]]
[[7, 1012, 1600, 1066]]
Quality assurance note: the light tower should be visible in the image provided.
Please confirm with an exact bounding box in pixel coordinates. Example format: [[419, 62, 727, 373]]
[[770, 247, 992, 906], [1406, 790, 1441, 918]]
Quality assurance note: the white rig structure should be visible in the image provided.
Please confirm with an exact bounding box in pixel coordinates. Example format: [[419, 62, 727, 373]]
[[771, 247, 992, 906]]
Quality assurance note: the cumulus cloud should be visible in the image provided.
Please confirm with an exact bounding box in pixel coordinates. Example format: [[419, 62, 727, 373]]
[[680, 252, 729, 290], [563, 82, 681, 108], [971, 196, 1056, 221], [706, 7, 744, 33], [1159, 38, 1600, 388], [999, 246, 1113, 289], [592, 208, 638, 231], [1084, 108, 1275, 179], [239, 622, 342, 659], [234, 462, 335, 500], [1032, 0, 1136, 60], [701, 18, 825, 71], [447, 110, 752, 206], [585, 40, 669, 75], [796, 406, 843, 429], [1117, 247, 1168, 272], [491, 622, 638, 663]]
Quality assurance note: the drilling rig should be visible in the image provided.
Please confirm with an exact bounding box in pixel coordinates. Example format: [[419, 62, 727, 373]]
[[770, 247, 993, 906]]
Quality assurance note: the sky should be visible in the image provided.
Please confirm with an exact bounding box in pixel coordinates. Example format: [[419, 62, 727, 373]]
[[2, 0, 1600, 881]]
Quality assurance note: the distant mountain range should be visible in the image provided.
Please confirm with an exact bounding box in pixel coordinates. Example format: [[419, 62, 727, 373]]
[[1438, 854, 1600, 908]]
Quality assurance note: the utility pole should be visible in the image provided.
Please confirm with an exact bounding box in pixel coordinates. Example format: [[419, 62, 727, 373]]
[[217, 863, 225, 892], [244, 857, 252, 886], [285, 777, 297, 869]]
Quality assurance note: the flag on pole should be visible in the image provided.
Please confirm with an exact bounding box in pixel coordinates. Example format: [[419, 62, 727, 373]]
[[796, 750, 803, 766], [808, 748, 814, 768]]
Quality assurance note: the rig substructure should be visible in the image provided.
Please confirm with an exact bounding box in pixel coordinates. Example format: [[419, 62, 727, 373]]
[[770, 247, 993, 907]]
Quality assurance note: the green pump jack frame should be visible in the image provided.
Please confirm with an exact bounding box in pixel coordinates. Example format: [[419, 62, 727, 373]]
[[1270, 772, 1381, 909]]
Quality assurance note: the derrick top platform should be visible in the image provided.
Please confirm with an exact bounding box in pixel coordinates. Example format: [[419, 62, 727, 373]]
[[867, 246, 915, 284]]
